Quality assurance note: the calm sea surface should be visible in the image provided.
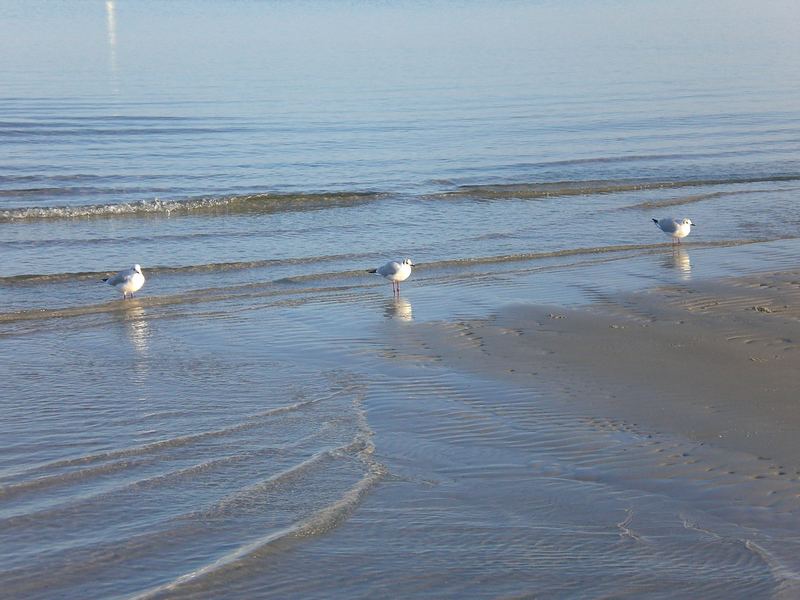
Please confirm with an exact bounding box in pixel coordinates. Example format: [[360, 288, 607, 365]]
[[3, 1, 800, 597]]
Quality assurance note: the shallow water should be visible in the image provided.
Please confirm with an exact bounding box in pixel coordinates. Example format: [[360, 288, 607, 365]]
[[3, 0, 800, 597]]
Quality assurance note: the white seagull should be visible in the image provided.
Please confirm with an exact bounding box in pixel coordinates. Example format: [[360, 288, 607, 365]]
[[103, 264, 146, 299], [652, 217, 694, 244], [368, 258, 415, 294]]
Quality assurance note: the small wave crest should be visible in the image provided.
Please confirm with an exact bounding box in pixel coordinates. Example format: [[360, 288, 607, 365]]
[[428, 240, 766, 269], [621, 187, 800, 211], [0, 253, 375, 286], [4, 175, 798, 222], [0, 191, 382, 222], [0, 240, 774, 327], [430, 175, 800, 200]]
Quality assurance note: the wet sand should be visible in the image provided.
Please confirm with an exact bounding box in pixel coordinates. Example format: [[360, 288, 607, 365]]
[[152, 264, 800, 599], [419, 266, 800, 468]]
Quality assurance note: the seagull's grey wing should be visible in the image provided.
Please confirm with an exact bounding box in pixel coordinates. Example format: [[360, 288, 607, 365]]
[[658, 218, 678, 233], [106, 270, 132, 286], [376, 261, 401, 277]]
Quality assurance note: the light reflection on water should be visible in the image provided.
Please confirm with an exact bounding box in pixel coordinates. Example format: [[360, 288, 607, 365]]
[[105, 0, 117, 78], [384, 296, 413, 322], [119, 301, 151, 358], [665, 247, 692, 280]]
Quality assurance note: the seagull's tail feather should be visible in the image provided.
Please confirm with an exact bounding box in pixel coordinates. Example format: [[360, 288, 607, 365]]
[[366, 268, 377, 274], [101, 278, 109, 283], [652, 218, 659, 225]]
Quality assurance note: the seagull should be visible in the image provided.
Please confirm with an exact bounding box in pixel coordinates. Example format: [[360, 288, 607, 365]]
[[368, 258, 415, 294], [103, 264, 145, 299], [652, 217, 694, 244]]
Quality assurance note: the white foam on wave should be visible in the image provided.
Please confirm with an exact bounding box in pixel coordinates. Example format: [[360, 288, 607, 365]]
[[0, 191, 381, 222], [0, 197, 187, 221]]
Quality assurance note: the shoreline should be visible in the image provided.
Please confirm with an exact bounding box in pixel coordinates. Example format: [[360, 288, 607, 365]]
[[233, 261, 800, 598]]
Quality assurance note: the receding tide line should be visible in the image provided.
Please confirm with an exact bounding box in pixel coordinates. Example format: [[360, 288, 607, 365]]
[[0, 389, 351, 494], [127, 458, 385, 600], [744, 540, 800, 598]]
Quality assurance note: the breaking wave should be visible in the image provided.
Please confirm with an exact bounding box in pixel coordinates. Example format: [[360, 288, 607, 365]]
[[0, 191, 383, 222]]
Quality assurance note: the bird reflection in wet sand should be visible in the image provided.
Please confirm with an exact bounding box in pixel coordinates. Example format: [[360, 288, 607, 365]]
[[664, 247, 691, 280], [385, 296, 413, 321], [116, 301, 151, 357]]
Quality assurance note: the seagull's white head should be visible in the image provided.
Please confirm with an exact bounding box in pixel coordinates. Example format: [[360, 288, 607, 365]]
[[402, 258, 414, 267], [681, 219, 694, 227], [133, 264, 142, 273]]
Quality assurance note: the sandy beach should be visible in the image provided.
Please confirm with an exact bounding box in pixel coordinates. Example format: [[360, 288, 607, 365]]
[[418, 267, 800, 467]]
